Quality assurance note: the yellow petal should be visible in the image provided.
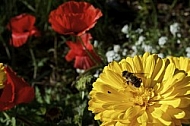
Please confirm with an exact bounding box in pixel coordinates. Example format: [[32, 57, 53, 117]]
[[144, 55, 156, 79], [137, 111, 148, 124], [158, 98, 180, 108], [0, 63, 6, 89]]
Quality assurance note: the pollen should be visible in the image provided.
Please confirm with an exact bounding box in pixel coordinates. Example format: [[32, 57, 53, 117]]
[[132, 87, 155, 108]]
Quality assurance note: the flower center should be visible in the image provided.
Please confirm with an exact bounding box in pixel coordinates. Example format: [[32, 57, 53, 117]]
[[132, 87, 155, 107]]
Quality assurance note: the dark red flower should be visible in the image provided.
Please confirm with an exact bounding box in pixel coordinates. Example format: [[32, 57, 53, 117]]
[[7, 13, 40, 47], [0, 66, 35, 111], [65, 33, 101, 70], [49, 1, 102, 36]]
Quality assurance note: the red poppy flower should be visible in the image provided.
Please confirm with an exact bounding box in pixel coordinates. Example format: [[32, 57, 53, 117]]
[[49, 1, 102, 36], [0, 66, 35, 111], [7, 13, 40, 47], [65, 33, 101, 70]]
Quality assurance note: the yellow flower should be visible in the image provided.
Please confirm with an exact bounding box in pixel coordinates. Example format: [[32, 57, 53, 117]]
[[0, 63, 6, 89], [167, 56, 190, 75], [88, 52, 190, 126]]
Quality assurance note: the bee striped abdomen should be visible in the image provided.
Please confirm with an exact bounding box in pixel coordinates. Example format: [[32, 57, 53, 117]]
[[122, 70, 142, 88]]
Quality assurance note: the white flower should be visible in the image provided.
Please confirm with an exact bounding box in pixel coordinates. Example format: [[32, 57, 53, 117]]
[[106, 50, 121, 63], [135, 28, 143, 34], [106, 50, 115, 62], [177, 39, 181, 44], [186, 47, 190, 57], [113, 45, 120, 53], [131, 45, 137, 53], [170, 22, 180, 37], [113, 53, 121, 61], [186, 47, 190, 53], [122, 49, 127, 56], [76, 69, 85, 74], [131, 45, 138, 56], [106, 45, 122, 62], [93, 70, 100, 78], [142, 44, 153, 52], [121, 24, 129, 38], [187, 53, 190, 58], [136, 36, 145, 45], [93, 40, 98, 48], [177, 33, 181, 38], [158, 53, 164, 58], [158, 36, 168, 46], [121, 24, 129, 34]]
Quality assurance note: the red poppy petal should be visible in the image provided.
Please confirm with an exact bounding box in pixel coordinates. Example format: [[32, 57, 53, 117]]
[[0, 66, 34, 111], [74, 56, 85, 69], [30, 28, 41, 37], [65, 33, 99, 65], [66, 41, 85, 55], [7, 13, 36, 33], [4, 66, 33, 90], [4, 66, 35, 103], [49, 14, 69, 34], [58, 1, 91, 13], [63, 14, 92, 36], [0, 83, 14, 102], [0, 101, 15, 111], [10, 32, 29, 47], [65, 49, 86, 61], [15, 87, 34, 104], [66, 41, 82, 49], [68, 33, 93, 51], [80, 33, 93, 50], [65, 50, 76, 61], [74, 56, 94, 69], [83, 57, 94, 69], [48, 1, 102, 36]]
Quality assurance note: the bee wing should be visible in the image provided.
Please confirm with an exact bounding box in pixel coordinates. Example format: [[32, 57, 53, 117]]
[[133, 73, 148, 78]]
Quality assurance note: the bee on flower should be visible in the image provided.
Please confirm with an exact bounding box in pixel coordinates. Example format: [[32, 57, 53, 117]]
[[88, 52, 190, 126]]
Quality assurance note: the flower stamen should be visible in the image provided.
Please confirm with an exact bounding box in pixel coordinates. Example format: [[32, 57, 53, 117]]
[[132, 87, 155, 108]]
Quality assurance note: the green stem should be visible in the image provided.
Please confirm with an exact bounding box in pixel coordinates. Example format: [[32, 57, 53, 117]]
[[52, 36, 59, 82], [150, 0, 158, 27], [16, 115, 33, 126], [0, 37, 11, 59], [29, 47, 37, 80], [170, 0, 178, 10], [54, 36, 58, 68]]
